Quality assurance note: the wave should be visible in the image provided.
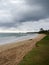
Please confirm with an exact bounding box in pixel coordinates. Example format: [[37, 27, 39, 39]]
[[0, 33, 38, 45]]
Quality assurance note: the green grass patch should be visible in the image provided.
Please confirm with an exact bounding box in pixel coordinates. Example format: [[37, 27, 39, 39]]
[[18, 34, 49, 65]]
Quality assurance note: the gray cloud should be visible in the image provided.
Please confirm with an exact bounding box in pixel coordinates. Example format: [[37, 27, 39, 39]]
[[0, 0, 49, 32], [21, 0, 49, 21], [12, 0, 49, 22]]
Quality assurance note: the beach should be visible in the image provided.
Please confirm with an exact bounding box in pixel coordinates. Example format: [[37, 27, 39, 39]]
[[0, 34, 46, 65], [0, 33, 38, 45]]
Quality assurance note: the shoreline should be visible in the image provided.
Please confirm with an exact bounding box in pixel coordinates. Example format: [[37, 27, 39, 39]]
[[0, 34, 38, 45], [0, 34, 46, 65], [0, 34, 46, 52]]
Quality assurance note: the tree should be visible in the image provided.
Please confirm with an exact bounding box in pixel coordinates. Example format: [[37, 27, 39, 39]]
[[40, 28, 44, 32], [39, 28, 44, 33]]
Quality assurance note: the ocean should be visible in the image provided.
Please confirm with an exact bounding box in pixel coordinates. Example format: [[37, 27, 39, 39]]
[[0, 33, 38, 45]]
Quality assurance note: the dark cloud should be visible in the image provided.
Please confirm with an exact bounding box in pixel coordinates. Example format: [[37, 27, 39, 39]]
[[13, 0, 49, 23], [22, 0, 49, 21], [26, 0, 49, 8], [0, 0, 49, 32], [0, 23, 14, 28]]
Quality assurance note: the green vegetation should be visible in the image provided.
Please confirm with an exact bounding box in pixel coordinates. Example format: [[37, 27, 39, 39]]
[[38, 28, 49, 34], [18, 34, 49, 65]]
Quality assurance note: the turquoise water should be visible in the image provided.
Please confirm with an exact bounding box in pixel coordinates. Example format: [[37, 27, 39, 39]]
[[0, 33, 38, 45]]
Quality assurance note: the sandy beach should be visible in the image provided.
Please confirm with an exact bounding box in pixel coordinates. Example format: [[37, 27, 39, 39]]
[[0, 34, 46, 65]]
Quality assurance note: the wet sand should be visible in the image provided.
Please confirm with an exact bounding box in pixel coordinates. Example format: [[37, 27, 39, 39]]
[[0, 34, 46, 65]]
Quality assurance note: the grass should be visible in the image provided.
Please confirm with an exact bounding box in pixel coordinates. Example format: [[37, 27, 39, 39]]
[[18, 34, 49, 65]]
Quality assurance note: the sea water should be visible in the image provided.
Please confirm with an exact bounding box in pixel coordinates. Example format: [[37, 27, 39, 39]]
[[0, 33, 38, 45]]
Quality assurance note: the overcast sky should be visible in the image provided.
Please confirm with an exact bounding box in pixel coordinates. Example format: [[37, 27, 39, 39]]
[[0, 0, 49, 33]]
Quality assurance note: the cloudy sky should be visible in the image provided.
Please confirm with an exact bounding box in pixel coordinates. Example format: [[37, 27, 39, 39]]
[[0, 0, 49, 33]]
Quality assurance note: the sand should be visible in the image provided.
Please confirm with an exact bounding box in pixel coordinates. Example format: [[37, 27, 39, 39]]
[[0, 34, 46, 65]]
